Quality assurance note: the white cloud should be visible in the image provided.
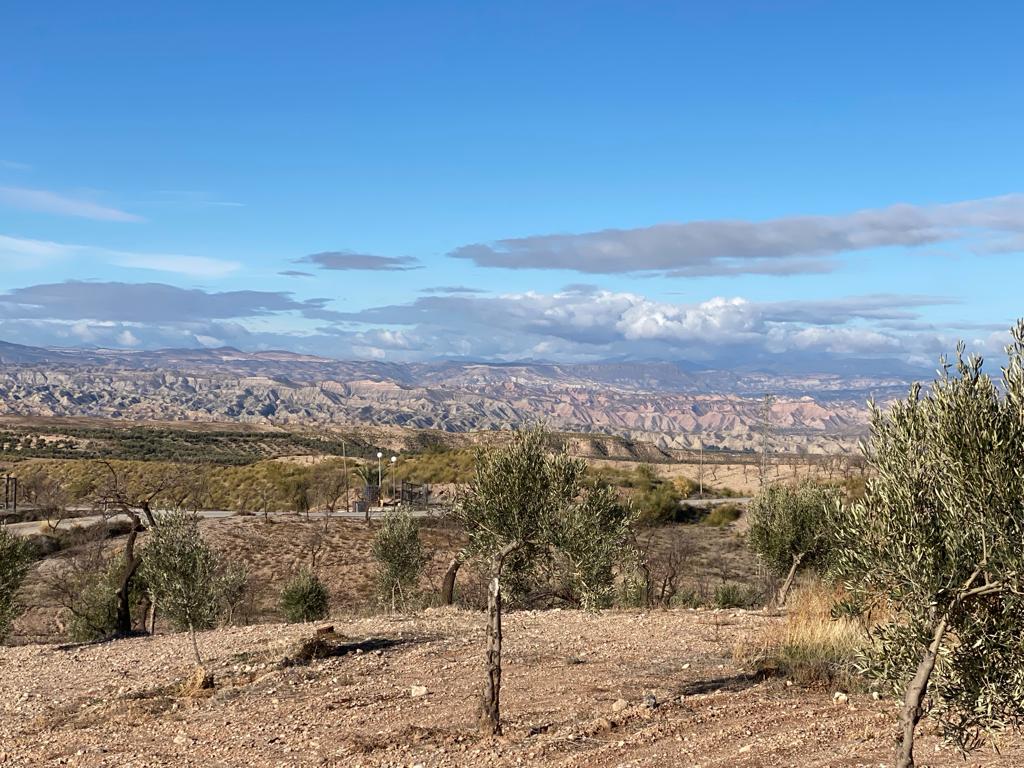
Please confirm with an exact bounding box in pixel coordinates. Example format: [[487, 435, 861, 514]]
[[109, 254, 241, 278], [0, 234, 239, 278], [116, 329, 141, 347], [0, 186, 143, 222], [328, 288, 978, 366], [194, 334, 226, 347]]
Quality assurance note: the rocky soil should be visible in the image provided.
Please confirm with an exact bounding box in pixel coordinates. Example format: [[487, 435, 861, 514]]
[[2, 609, 1020, 767]]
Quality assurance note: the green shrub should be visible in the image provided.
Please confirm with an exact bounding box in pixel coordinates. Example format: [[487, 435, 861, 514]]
[[635, 482, 683, 526], [747, 481, 839, 606], [67, 565, 119, 642], [372, 511, 427, 610], [280, 569, 329, 623], [702, 502, 743, 527], [672, 588, 704, 609], [65, 558, 147, 642], [714, 581, 760, 609], [0, 525, 34, 641]]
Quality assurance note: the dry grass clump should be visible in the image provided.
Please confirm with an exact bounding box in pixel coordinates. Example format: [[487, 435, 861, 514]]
[[738, 580, 866, 690]]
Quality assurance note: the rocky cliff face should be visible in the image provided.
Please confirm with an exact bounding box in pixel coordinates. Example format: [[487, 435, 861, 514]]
[[0, 343, 914, 453]]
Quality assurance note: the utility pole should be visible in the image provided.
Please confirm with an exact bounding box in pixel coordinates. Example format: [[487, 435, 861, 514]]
[[698, 438, 704, 497], [758, 394, 775, 490], [3, 474, 16, 513], [342, 440, 349, 514]]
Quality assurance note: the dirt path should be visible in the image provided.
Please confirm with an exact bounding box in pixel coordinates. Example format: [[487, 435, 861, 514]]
[[1, 609, 1019, 767]]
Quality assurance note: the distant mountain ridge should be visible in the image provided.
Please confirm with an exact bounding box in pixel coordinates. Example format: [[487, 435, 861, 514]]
[[0, 340, 916, 453]]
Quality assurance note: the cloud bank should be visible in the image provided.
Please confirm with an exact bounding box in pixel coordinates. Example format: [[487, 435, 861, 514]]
[[451, 195, 1024, 277], [0, 278, 1006, 372]]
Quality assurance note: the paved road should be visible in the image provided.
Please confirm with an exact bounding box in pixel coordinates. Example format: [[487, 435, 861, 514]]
[[4, 506, 441, 537], [5, 496, 749, 537], [681, 496, 752, 507]]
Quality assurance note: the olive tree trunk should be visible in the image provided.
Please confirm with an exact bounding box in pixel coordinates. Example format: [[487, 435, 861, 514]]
[[146, 595, 158, 635], [441, 552, 464, 606], [114, 519, 142, 636], [189, 622, 203, 666], [896, 617, 947, 768], [479, 542, 520, 736], [776, 552, 803, 608]]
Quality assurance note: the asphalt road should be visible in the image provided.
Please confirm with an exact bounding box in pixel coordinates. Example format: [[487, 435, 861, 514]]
[[4, 496, 749, 538], [4, 506, 440, 537]]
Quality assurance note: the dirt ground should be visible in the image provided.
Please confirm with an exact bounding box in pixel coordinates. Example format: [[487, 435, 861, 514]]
[[2, 608, 1020, 768]]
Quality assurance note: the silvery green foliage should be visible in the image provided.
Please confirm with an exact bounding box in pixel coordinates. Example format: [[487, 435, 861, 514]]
[[747, 481, 839, 575], [141, 509, 238, 634], [550, 481, 635, 609], [0, 525, 34, 641], [280, 569, 329, 623], [372, 510, 427, 609], [454, 427, 635, 607], [832, 322, 1024, 753]]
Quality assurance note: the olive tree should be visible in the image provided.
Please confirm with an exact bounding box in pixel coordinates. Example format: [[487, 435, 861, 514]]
[[0, 525, 34, 641], [832, 325, 1024, 768], [280, 569, 329, 623], [141, 509, 242, 666], [92, 461, 186, 636], [372, 510, 427, 611], [747, 481, 839, 607], [454, 427, 634, 735]]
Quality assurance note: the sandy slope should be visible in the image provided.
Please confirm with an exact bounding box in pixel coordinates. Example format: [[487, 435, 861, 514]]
[[2, 609, 1020, 768]]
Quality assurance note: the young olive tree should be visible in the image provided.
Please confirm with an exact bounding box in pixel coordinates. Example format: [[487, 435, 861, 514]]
[[372, 510, 427, 611], [747, 481, 839, 607], [141, 509, 241, 666], [832, 325, 1024, 768], [280, 569, 329, 623], [0, 525, 34, 642], [454, 427, 634, 735]]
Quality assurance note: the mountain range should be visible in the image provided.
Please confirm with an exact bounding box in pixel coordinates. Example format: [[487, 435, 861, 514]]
[[0, 339, 919, 453]]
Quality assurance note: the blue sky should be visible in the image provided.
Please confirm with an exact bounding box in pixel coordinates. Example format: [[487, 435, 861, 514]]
[[1, 1, 1022, 369]]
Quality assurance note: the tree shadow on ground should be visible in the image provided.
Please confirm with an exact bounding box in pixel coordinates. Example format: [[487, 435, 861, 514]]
[[676, 671, 768, 696]]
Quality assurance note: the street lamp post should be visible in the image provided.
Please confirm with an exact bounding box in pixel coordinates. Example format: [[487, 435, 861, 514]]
[[390, 455, 397, 502], [376, 451, 383, 505]]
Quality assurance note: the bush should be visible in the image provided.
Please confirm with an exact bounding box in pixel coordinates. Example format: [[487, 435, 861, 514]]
[[0, 525, 34, 641], [217, 564, 251, 625], [141, 509, 242, 664], [714, 581, 760, 609], [747, 481, 839, 606], [280, 569, 329, 623], [635, 482, 683, 525], [64, 557, 147, 642], [702, 502, 743, 527], [67, 563, 120, 642], [372, 511, 427, 610]]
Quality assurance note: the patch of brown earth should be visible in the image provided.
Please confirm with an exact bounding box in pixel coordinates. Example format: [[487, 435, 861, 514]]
[[2, 609, 1019, 767]]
